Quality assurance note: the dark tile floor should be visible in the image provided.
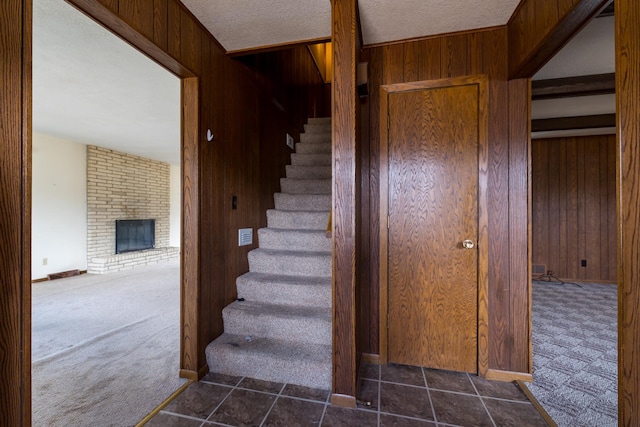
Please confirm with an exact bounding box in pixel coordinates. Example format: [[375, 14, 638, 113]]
[[144, 363, 549, 426]]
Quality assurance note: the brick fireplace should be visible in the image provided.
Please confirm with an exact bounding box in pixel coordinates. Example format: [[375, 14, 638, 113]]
[[86, 145, 178, 274]]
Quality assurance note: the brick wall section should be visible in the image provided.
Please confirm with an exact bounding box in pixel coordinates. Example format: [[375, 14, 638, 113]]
[[87, 145, 175, 273]]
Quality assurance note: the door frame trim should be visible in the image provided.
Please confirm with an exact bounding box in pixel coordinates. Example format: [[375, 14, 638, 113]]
[[379, 75, 489, 376]]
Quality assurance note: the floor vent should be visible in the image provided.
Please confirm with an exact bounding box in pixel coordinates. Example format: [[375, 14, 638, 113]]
[[532, 264, 546, 275]]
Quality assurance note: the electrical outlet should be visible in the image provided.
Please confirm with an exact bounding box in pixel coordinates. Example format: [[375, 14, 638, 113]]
[[286, 133, 295, 150], [42, 258, 48, 266], [581, 259, 587, 267]]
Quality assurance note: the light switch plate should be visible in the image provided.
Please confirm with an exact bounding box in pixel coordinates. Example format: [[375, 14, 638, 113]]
[[238, 228, 253, 246], [286, 133, 295, 150]]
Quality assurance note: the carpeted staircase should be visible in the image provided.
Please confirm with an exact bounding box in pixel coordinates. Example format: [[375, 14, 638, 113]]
[[205, 117, 332, 390]]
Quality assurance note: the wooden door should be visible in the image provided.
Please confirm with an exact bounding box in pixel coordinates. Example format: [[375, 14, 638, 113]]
[[385, 82, 481, 373]]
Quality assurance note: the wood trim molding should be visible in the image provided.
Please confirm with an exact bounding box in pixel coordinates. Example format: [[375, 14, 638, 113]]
[[330, 393, 357, 408], [616, 0, 640, 424], [485, 369, 533, 383], [517, 380, 559, 427], [363, 25, 506, 50], [531, 73, 615, 100], [379, 75, 489, 376], [532, 114, 615, 132], [361, 353, 381, 365], [227, 36, 331, 57], [508, 0, 611, 79]]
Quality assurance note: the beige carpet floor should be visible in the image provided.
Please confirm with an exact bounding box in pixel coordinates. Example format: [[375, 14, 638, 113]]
[[32, 258, 186, 427]]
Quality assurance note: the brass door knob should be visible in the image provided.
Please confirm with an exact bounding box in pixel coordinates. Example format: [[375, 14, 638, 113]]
[[462, 239, 475, 249]]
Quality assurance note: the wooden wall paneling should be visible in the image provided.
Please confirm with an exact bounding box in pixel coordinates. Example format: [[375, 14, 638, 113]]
[[180, 8, 201, 75], [167, 0, 181, 61], [418, 38, 442, 81], [119, 0, 154, 41], [576, 137, 586, 280], [152, 0, 168, 51], [96, 0, 117, 13], [508, 0, 611, 78], [599, 137, 610, 280], [0, 0, 31, 423], [508, 79, 531, 374], [402, 41, 419, 82], [584, 137, 602, 279], [617, 0, 640, 421], [382, 44, 403, 84], [566, 137, 579, 279], [441, 34, 468, 78], [332, 0, 358, 407], [606, 137, 616, 281], [557, 140, 568, 278], [532, 140, 548, 270], [547, 140, 561, 274]]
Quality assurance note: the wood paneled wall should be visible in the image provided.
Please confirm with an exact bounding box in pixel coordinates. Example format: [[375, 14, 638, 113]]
[[532, 135, 616, 282], [358, 27, 532, 377], [1, 1, 32, 424], [508, 0, 611, 78], [617, 0, 640, 423]]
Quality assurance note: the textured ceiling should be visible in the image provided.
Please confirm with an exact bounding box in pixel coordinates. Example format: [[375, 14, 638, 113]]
[[33, 0, 180, 164], [358, 0, 521, 46], [180, 0, 332, 53]]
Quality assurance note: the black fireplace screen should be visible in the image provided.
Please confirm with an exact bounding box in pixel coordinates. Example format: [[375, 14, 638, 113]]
[[115, 219, 155, 254]]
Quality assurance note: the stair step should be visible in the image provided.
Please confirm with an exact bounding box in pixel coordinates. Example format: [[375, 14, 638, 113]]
[[222, 301, 331, 345], [295, 142, 331, 154], [248, 248, 331, 277], [291, 153, 331, 166], [206, 333, 331, 389], [274, 193, 331, 211], [236, 272, 331, 307], [267, 209, 329, 230], [286, 165, 332, 179], [280, 178, 331, 195], [300, 133, 331, 144], [307, 117, 332, 125], [258, 228, 330, 251], [304, 123, 332, 134]]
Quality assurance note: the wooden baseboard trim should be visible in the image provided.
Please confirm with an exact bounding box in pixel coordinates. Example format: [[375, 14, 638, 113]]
[[330, 393, 357, 408], [485, 369, 533, 383], [135, 380, 192, 427], [32, 270, 87, 283], [361, 353, 381, 365], [179, 364, 208, 381], [517, 380, 558, 427]]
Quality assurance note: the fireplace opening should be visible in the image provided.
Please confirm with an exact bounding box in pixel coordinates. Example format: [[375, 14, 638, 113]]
[[115, 219, 155, 254]]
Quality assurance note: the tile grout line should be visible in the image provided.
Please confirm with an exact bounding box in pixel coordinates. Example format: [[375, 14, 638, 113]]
[[377, 364, 382, 427], [317, 386, 332, 426], [258, 382, 286, 427], [467, 373, 497, 427], [423, 366, 439, 425], [203, 376, 244, 424]]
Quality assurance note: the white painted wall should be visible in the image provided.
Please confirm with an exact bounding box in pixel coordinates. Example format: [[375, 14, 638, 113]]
[[169, 164, 181, 248], [32, 133, 87, 280]]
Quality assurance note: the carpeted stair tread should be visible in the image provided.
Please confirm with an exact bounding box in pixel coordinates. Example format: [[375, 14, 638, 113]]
[[307, 117, 332, 125], [274, 193, 331, 211], [304, 123, 332, 134], [280, 178, 331, 195], [236, 272, 331, 307], [258, 228, 331, 251], [291, 153, 331, 166], [205, 333, 331, 389], [285, 165, 332, 179], [267, 209, 329, 230], [300, 133, 331, 144], [248, 248, 331, 277], [222, 300, 331, 345], [295, 142, 331, 154]]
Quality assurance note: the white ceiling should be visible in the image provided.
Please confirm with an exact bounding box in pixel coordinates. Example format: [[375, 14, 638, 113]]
[[33, 0, 180, 164], [33, 1, 615, 162]]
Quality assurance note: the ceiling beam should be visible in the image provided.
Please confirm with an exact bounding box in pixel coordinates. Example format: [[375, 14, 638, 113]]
[[531, 73, 615, 100], [532, 113, 615, 132]]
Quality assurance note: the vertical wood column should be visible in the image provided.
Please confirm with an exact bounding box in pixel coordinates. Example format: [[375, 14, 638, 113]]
[[617, 0, 640, 424], [0, 0, 32, 424], [331, 0, 358, 407]]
